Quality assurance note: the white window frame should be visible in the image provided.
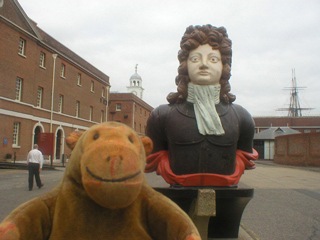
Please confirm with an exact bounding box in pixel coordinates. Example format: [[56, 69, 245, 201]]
[[18, 38, 26, 56], [91, 81, 94, 92], [76, 101, 80, 117], [102, 87, 105, 98], [15, 77, 23, 101], [116, 103, 122, 111], [77, 73, 81, 86], [40, 52, 45, 68], [100, 110, 105, 123], [12, 122, 20, 147], [58, 94, 64, 113], [36, 86, 43, 107], [89, 106, 93, 121], [60, 63, 66, 78]]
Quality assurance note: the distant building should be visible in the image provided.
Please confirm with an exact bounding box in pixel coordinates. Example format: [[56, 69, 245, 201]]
[[274, 132, 320, 167], [253, 116, 320, 134], [254, 127, 300, 160], [0, 0, 110, 161], [253, 116, 320, 160], [108, 67, 153, 135], [126, 64, 144, 99]]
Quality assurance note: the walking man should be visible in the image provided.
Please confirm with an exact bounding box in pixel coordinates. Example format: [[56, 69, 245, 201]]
[[27, 144, 44, 191]]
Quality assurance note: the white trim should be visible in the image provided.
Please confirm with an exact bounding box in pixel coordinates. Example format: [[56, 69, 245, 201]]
[[0, 98, 95, 130], [18, 53, 27, 58], [31, 122, 45, 147], [0, 108, 90, 130], [55, 126, 65, 160]]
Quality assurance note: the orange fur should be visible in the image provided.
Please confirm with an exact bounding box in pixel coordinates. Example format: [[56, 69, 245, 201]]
[[0, 122, 201, 240]]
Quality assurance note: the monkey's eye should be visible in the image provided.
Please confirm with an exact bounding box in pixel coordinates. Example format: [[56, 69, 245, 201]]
[[93, 134, 99, 140], [128, 136, 134, 143]]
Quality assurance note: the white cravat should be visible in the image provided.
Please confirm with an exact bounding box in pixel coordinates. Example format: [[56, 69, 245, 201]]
[[187, 82, 225, 135]]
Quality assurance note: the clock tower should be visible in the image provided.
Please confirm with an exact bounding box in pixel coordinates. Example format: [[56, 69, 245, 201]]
[[127, 64, 144, 99]]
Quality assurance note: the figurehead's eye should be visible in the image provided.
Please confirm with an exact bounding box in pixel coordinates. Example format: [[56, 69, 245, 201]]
[[128, 136, 134, 143], [93, 134, 99, 140], [210, 57, 219, 63], [190, 56, 199, 62]]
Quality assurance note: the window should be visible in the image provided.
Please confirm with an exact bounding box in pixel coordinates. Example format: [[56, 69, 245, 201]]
[[304, 129, 311, 133], [116, 103, 121, 111], [102, 87, 105, 98], [18, 38, 26, 56], [60, 63, 66, 78], [36, 87, 43, 107], [58, 94, 64, 113], [12, 122, 20, 146], [91, 81, 94, 92], [15, 77, 23, 101], [76, 101, 80, 117], [89, 106, 93, 121], [77, 73, 81, 86], [39, 52, 45, 68], [100, 110, 105, 123]]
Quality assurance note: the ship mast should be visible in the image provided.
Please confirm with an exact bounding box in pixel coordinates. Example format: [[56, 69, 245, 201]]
[[277, 69, 314, 117]]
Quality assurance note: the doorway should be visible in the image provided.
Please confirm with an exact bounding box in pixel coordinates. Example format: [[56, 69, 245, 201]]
[[34, 126, 41, 145], [55, 129, 62, 159]]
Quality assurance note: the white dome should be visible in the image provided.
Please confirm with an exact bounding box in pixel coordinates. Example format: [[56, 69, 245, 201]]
[[130, 73, 142, 80]]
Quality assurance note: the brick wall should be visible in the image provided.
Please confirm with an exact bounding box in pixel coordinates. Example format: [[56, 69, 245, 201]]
[[0, 1, 110, 161], [108, 93, 153, 135], [274, 133, 320, 166]]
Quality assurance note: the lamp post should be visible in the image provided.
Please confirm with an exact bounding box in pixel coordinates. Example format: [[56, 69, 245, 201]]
[[50, 54, 58, 133]]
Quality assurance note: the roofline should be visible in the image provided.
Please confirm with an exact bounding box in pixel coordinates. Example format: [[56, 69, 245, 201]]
[[256, 126, 320, 129], [253, 115, 320, 118], [3, 0, 110, 86], [109, 93, 153, 110], [13, 0, 42, 40]]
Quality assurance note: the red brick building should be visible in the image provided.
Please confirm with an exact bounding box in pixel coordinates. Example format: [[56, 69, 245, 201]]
[[0, 0, 110, 161], [253, 116, 320, 160], [108, 93, 153, 135], [253, 116, 320, 134], [274, 132, 320, 167]]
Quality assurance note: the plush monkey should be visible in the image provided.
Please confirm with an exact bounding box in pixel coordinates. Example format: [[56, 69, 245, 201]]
[[0, 122, 201, 240]]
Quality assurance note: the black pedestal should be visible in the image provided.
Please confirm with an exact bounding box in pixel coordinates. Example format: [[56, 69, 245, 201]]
[[154, 187, 254, 239]]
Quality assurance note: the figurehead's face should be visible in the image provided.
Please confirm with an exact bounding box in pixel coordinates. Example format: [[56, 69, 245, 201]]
[[187, 44, 223, 86]]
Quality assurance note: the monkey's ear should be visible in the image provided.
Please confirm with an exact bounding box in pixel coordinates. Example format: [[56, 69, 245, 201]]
[[140, 137, 153, 156], [66, 131, 84, 150]]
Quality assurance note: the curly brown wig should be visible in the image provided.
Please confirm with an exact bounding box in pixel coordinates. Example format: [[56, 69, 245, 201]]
[[167, 24, 235, 104]]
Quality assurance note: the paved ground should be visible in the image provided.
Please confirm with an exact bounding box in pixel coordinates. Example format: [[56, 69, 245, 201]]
[[1, 161, 319, 240], [238, 161, 320, 240], [146, 160, 320, 240]]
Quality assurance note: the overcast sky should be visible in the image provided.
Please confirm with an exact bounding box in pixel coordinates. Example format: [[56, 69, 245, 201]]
[[19, 0, 320, 116]]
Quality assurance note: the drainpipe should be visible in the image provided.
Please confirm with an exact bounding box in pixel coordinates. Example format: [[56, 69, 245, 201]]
[[132, 102, 135, 130], [106, 85, 110, 122], [50, 54, 58, 133]]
